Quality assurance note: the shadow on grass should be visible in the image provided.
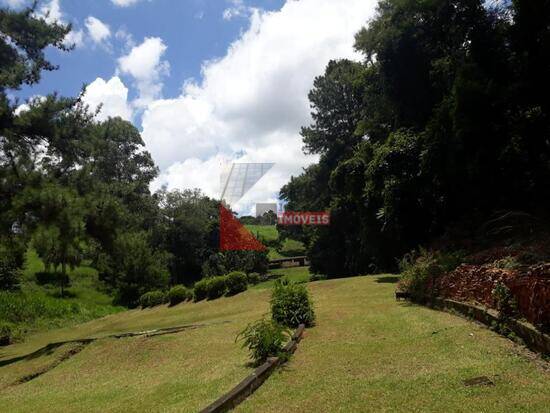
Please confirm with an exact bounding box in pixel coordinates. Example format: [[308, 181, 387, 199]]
[[375, 276, 400, 284], [0, 339, 92, 368], [0, 321, 230, 368]]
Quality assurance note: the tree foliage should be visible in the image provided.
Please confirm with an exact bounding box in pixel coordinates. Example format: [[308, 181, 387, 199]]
[[282, 0, 550, 275]]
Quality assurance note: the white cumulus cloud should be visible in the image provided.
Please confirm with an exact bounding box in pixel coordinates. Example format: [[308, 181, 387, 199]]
[[141, 0, 377, 213], [111, 0, 141, 7], [82, 77, 133, 122], [64, 28, 85, 48], [85, 16, 111, 45], [36, 0, 63, 24], [118, 37, 170, 107]]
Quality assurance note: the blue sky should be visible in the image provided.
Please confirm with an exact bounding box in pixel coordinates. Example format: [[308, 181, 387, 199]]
[[14, 0, 284, 102], [5, 0, 377, 215]]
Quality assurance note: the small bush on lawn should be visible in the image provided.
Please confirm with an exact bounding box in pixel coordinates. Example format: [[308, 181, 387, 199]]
[[206, 276, 227, 299], [0, 322, 14, 346], [168, 285, 192, 306], [193, 276, 228, 301], [139, 290, 167, 308], [193, 278, 210, 301], [271, 279, 315, 328], [309, 273, 327, 282], [247, 272, 261, 285], [236, 318, 290, 365], [226, 271, 248, 296], [493, 256, 521, 270]]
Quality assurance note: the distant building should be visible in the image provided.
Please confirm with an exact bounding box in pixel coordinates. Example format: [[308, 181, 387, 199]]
[[255, 203, 277, 217]]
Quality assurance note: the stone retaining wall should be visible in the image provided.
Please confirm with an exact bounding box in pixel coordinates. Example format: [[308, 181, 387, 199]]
[[416, 297, 550, 356]]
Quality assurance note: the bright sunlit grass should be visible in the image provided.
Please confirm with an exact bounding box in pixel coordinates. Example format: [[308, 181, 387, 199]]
[[1, 275, 548, 412]]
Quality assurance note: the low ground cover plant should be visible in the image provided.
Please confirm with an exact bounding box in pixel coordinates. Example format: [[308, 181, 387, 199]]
[[492, 282, 518, 318], [168, 285, 192, 306], [225, 271, 248, 296], [139, 290, 167, 308], [271, 279, 315, 328], [0, 287, 119, 342], [398, 248, 464, 299], [236, 318, 290, 365], [246, 272, 261, 285], [309, 273, 327, 282]]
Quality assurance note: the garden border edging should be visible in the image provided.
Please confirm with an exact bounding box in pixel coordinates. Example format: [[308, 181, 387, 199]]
[[413, 297, 550, 356], [199, 324, 306, 413]]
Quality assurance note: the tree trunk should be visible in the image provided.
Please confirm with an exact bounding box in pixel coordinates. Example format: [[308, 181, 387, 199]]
[[61, 262, 66, 297]]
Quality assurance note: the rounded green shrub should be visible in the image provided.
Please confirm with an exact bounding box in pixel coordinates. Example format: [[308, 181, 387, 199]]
[[271, 279, 315, 328], [139, 290, 167, 308], [194, 276, 228, 301], [193, 278, 210, 301], [246, 272, 261, 285], [225, 271, 248, 296], [206, 276, 227, 300], [168, 285, 192, 306], [0, 322, 14, 346]]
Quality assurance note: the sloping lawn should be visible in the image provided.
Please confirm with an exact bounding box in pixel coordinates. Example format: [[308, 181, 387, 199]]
[[244, 225, 305, 259], [252, 266, 311, 290], [0, 288, 272, 412], [245, 225, 278, 242], [1, 275, 548, 412], [237, 275, 550, 412]]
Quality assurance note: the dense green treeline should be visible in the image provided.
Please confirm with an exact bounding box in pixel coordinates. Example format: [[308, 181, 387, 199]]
[[280, 0, 550, 275], [0, 4, 266, 311]]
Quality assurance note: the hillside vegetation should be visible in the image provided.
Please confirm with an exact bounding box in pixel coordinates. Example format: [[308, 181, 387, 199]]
[[1, 250, 123, 342], [280, 0, 550, 277]]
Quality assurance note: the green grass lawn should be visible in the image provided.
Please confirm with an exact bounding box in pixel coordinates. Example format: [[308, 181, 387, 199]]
[[237, 276, 550, 412], [252, 266, 311, 290], [244, 225, 305, 259], [246, 225, 278, 241], [1, 274, 548, 412], [0, 287, 272, 412]]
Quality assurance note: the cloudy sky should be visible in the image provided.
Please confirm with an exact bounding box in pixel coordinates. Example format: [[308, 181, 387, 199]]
[[6, 0, 377, 214]]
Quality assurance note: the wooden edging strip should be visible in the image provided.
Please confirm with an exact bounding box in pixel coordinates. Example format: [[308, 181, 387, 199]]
[[413, 297, 550, 356], [199, 323, 306, 413]]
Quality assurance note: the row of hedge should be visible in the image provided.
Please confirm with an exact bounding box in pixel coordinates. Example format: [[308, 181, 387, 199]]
[[139, 271, 263, 308]]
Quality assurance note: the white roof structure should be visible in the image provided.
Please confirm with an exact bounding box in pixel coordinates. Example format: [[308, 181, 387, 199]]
[[220, 163, 274, 207]]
